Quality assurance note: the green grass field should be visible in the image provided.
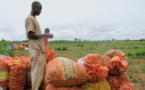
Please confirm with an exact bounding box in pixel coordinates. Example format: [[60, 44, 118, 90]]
[[0, 40, 145, 90]]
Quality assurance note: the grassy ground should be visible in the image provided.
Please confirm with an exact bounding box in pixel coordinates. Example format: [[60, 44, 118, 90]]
[[0, 40, 145, 90]]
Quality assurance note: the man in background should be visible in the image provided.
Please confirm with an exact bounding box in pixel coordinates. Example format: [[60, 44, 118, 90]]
[[43, 28, 50, 46]]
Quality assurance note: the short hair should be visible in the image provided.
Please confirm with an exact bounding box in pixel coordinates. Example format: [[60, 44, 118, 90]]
[[45, 28, 50, 32], [32, 1, 41, 8]]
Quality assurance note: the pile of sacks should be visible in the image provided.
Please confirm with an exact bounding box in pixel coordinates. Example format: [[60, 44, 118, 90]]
[[0, 49, 134, 90], [0, 56, 46, 90], [103, 49, 134, 90], [44, 54, 111, 90], [76, 54, 111, 90], [0, 56, 30, 90]]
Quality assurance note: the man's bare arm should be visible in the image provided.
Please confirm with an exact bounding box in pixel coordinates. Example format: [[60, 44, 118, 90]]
[[28, 31, 53, 39]]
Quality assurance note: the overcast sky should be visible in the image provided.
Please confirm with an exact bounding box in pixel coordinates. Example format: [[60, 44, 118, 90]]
[[0, 0, 145, 41]]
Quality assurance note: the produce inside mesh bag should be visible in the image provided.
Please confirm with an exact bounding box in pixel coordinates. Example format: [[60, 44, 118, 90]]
[[103, 49, 127, 63], [46, 84, 82, 90], [107, 56, 128, 75], [81, 79, 111, 90], [77, 54, 109, 82], [45, 45, 57, 62], [107, 73, 134, 90], [25, 56, 32, 88], [45, 57, 88, 87], [0, 57, 11, 89], [9, 63, 26, 90]]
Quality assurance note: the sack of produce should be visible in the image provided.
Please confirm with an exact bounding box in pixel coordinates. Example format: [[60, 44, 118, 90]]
[[0, 57, 11, 89], [77, 54, 109, 82], [107, 73, 134, 90], [45, 57, 88, 87], [9, 63, 26, 90], [25, 56, 32, 88], [81, 79, 111, 90], [103, 49, 127, 63], [119, 82, 134, 90], [46, 84, 82, 90], [107, 56, 128, 75], [39, 81, 47, 90], [45, 45, 57, 62]]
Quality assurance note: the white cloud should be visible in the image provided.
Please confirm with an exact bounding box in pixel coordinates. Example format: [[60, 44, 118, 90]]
[[0, 0, 145, 41]]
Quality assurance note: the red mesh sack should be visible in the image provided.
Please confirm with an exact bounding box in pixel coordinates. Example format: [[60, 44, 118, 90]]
[[45, 57, 88, 87], [39, 81, 47, 90], [9, 63, 26, 90], [46, 84, 82, 90], [119, 82, 134, 90], [103, 49, 127, 63], [77, 54, 109, 82], [107, 56, 129, 75], [25, 56, 32, 88], [45, 45, 57, 62], [0, 57, 12, 89], [107, 73, 133, 90]]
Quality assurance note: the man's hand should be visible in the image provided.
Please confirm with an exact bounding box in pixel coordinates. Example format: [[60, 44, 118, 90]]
[[44, 33, 53, 38]]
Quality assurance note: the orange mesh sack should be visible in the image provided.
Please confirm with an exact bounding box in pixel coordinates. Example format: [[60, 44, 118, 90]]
[[45, 57, 88, 87], [40, 73, 47, 90], [77, 54, 109, 82], [9, 63, 26, 90], [25, 56, 32, 88], [81, 79, 111, 90], [107, 56, 129, 75], [46, 84, 82, 90], [12, 56, 32, 88], [107, 73, 134, 90], [0, 57, 11, 89], [119, 82, 134, 90], [103, 49, 127, 63], [45, 45, 57, 62], [39, 81, 47, 90]]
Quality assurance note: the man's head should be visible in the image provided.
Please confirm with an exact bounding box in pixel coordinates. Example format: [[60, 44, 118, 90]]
[[45, 28, 50, 33], [31, 1, 42, 16]]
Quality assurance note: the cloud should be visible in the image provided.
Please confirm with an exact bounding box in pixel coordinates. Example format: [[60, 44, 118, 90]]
[[0, 0, 145, 41]]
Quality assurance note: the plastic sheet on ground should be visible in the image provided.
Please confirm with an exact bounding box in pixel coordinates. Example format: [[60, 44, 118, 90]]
[[0, 55, 6, 58]]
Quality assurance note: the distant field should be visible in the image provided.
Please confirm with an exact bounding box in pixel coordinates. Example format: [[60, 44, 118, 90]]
[[0, 40, 145, 90]]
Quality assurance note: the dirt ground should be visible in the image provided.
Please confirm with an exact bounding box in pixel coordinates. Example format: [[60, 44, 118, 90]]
[[126, 72, 145, 90]]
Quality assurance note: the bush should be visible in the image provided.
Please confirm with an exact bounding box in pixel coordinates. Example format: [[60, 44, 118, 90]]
[[134, 46, 138, 49], [127, 52, 133, 57], [55, 47, 68, 51], [8, 50, 17, 57], [78, 44, 84, 47], [135, 50, 145, 58], [120, 47, 124, 49]]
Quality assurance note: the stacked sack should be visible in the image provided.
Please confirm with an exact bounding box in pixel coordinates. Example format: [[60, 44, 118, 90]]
[[8, 56, 27, 90], [45, 45, 57, 62], [45, 57, 88, 90], [0, 56, 12, 89], [0, 56, 28, 90], [76, 54, 111, 90], [25, 56, 32, 88], [103, 49, 134, 90]]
